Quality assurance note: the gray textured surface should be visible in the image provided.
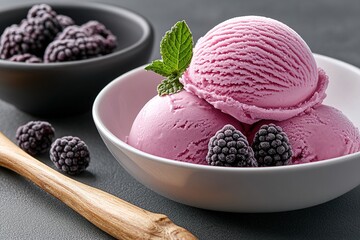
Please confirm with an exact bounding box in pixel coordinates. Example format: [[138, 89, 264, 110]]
[[1, 0, 360, 239]]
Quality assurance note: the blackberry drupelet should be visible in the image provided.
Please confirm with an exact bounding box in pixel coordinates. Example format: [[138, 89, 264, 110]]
[[50, 136, 90, 175], [252, 123, 293, 167], [43, 36, 104, 62], [207, 124, 257, 167], [16, 121, 55, 156], [9, 53, 42, 63], [82, 20, 117, 54], [0, 24, 36, 59]]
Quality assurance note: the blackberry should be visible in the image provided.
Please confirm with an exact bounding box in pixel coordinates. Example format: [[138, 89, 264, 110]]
[[0, 24, 36, 59], [82, 20, 111, 37], [55, 25, 88, 41], [82, 20, 117, 53], [252, 123, 293, 167], [16, 121, 55, 156], [206, 124, 257, 167], [21, 13, 62, 56], [50, 136, 90, 175], [43, 36, 104, 62], [9, 53, 42, 63], [27, 4, 57, 20], [56, 15, 75, 29], [54, 20, 117, 56], [0, 4, 62, 59]]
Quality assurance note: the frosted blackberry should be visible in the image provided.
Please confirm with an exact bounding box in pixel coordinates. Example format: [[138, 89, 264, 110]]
[[50, 136, 90, 175], [207, 124, 257, 167], [0, 24, 36, 59], [56, 15, 75, 29], [82, 20, 112, 38], [0, 4, 62, 59], [252, 123, 292, 167], [21, 13, 62, 55], [82, 20, 117, 53], [27, 4, 57, 20], [55, 25, 88, 41], [9, 53, 42, 63], [44, 36, 104, 62], [16, 121, 55, 156]]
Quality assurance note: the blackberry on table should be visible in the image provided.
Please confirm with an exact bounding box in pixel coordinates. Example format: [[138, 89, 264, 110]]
[[207, 124, 257, 167], [9, 53, 42, 63], [252, 123, 293, 167], [50, 136, 90, 175], [16, 121, 55, 156]]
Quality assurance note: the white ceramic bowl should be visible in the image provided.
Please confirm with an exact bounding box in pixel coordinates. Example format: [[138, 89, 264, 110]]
[[93, 54, 360, 212]]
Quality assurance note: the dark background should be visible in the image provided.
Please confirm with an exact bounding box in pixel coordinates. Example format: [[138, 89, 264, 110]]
[[1, 0, 360, 239]]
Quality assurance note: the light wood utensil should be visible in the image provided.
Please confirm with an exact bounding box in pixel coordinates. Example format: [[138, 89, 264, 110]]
[[0, 132, 197, 239]]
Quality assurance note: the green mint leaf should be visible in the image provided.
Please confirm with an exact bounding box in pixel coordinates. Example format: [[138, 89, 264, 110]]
[[145, 20, 193, 96], [157, 77, 184, 96], [161, 20, 193, 75]]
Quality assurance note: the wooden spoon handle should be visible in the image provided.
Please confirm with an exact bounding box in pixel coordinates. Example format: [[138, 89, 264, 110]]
[[0, 132, 197, 240]]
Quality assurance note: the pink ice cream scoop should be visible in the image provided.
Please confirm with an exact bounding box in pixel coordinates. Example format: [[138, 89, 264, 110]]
[[127, 90, 244, 165], [248, 105, 360, 164], [181, 16, 329, 124]]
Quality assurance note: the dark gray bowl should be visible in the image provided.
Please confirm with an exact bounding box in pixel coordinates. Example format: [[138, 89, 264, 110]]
[[0, 2, 153, 116]]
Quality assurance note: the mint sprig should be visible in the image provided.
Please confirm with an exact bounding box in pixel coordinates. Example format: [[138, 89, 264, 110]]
[[145, 20, 193, 96]]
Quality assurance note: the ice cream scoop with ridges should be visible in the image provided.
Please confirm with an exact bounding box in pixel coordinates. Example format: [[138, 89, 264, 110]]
[[248, 105, 360, 164], [181, 16, 329, 124]]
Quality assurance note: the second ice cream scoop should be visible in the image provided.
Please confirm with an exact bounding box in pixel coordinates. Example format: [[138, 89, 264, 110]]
[[248, 105, 360, 164], [127, 90, 243, 165], [181, 16, 328, 124]]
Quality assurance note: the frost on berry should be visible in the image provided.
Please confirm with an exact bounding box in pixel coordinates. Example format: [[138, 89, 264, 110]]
[[207, 124, 257, 167]]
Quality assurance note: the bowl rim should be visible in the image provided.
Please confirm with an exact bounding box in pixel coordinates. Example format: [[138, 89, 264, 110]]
[[93, 53, 360, 173], [0, 1, 153, 69]]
